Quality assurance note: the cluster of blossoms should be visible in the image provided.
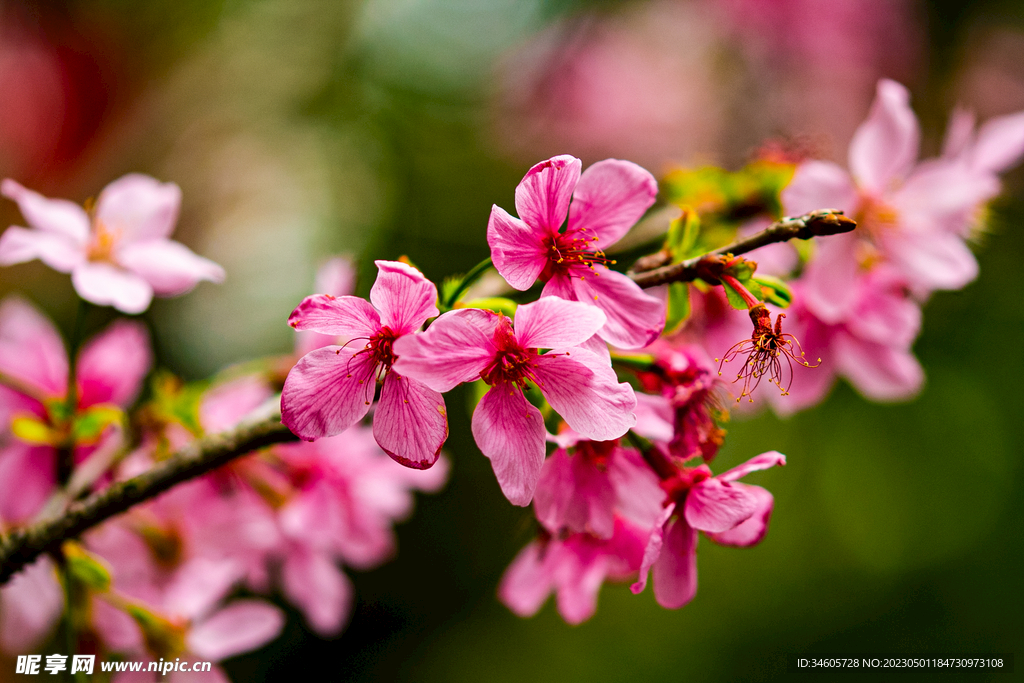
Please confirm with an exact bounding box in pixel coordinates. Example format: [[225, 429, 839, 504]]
[[0, 76, 1019, 666]]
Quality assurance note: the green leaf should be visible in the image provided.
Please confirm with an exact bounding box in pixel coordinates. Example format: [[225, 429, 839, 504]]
[[753, 275, 793, 308], [742, 277, 764, 301], [63, 542, 111, 592], [72, 405, 123, 444], [462, 297, 517, 317], [664, 282, 691, 333], [722, 281, 749, 310], [666, 208, 700, 258]]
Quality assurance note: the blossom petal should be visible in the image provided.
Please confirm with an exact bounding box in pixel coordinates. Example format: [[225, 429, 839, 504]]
[[554, 543, 608, 625], [848, 79, 920, 192], [533, 347, 636, 442], [0, 443, 55, 524], [1, 179, 89, 242], [315, 256, 356, 296], [187, 600, 285, 661], [717, 450, 786, 482], [893, 160, 998, 236], [630, 503, 675, 595], [608, 448, 666, 530], [513, 296, 606, 349], [706, 484, 774, 547], [0, 226, 84, 271], [391, 309, 496, 392], [533, 447, 616, 539], [199, 376, 274, 434], [834, 333, 923, 402], [651, 515, 699, 609], [684, 478, 759, 533], [471, 384, 546, 506], [117, 239, 225, 296], [942, 106, 975, 159], [781, 161, 857, 216], [71, 262, 153, 314], [567, 268, 664, 349], [0, 557, 63, 653], [567, 159, 658, 249], [76, 319, 152, 409], [0, 296, 68, 397], [369, 260, 439, 334], [971, 110, 1024, 174], [288, 294, 380, 338], [514, 154, 581, 233], [884, 229, 978, 293], [282, 550, 353, 637], [94, 174, 181, 242], [487, 206, 548, 291], [498, 541, 552, 617], [801, 230, 861, 324], [632, 392, 674, 443], [373, 372, 447, 469], [281, 347, 377, 441]]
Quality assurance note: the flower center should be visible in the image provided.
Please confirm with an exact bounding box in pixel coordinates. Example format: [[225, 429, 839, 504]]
[[542, 231, 616, 280], [86, 221, 120, 262], [480, 318, 540, 390], [369, 327, 398, 368]]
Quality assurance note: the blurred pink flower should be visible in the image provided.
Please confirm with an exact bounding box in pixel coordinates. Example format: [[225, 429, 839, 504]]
[[282, 260, 448, 469], [0, 556, 63, 654], [631, 451, 784, 609], [394, 298, 636, 506], [499, 519, 648, 625], [487, 155, 664, 349], [0, 174, 225, 313]]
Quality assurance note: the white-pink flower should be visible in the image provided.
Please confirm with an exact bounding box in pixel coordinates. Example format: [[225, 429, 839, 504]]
[[282, 260, 448, 469], [0, 174, 225, 313], [393, 297, 636, 506], [487, 154, 665, 349]]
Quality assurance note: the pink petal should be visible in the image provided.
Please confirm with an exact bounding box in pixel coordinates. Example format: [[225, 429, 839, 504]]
[[971, 110, 1024, 173], [632, 392, 674, 443], [373, 372, 447, 469], [884, 229, 978, 293], [369, 260, 439, 335], [487, 206, 548, 291], [847, 276, 920, 348], [90, 597, 143, 651], [848, 79, 921, 193], [942, 106, 975, 159], [117, 239, 225, 296], [1, 179, 89, 242], [651, 515, 699, 609], [563, 268, 665, 349], [567, 159, 657, 249], [282, 550, 353, 636], [94, 174, 181, 242], [630, 503, 675, 596], [391, 309, 497, 392], [608, 447, 666, 530], [199, 376, 274, 433], [471, 384, 546, 506], [893, 160, 999, 235], [76, 319, 152, 409], [513, 296, 606, 349], [801, 230, 860, 324], [533, 447, 616, 539], [554, 544, 608, 625], [781, 161, 858, 216], [164, 558, 244, 621], [706, 484, 774, 547], [316, 256, 356, 296], [71, 262, 153, 314], [514, 154, 581, 233], [288, 294, 380, 338], [533, 347, 636, 442], [0, 557, 63, 653], [834, 333, 923, 402], [684, 478, 759, 533], [281, 347, 378, 440], [0, 296, 68, 397], [717, 451, 786, 482], [0, 226, 84, 271], [498, 541, 553, 617], [186, 600, 285, 661]]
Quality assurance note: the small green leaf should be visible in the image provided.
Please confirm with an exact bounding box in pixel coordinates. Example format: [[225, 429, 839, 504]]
[[666, 208, 700, 258], [10, 415, 56, 445], [63, 542, 112, 592], [722, 281, 749, 310], [742, 277, 764, 301], [72, 405, 123, 444], [753, 275, 793, 308], [462, 297, 518, 317], [664, 282, 691, 333]]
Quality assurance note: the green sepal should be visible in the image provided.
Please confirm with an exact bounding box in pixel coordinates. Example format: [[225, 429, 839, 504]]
[[63, 542, 112, 592], [72, 404, 123, 444], [752, 275, 793, 308], [666, 208, 700, 259], [722, 281, 749, 310], [664, 282, 691, 333], [10, 415, 56, 445]]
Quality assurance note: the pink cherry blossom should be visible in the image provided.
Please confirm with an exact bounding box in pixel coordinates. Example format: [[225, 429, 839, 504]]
[[487, 155, 665, 349], [282, 260, 448, 469], [0, 175, 225, 313], [393, 297, 637, 506], [0, 297, 152, 523], [0, 556, 63, 654], [631, 451, 784, 609], [782, 79, 1022, 311], [499, 519, 648, 625]]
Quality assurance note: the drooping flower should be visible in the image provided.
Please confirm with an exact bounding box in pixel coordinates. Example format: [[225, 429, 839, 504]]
[[0, 297, 152, 523], [631, 450, 784, 609], [393, 297, 637, 505], [487, 155, 665, 349], [0, 175, 225, 313], [282, 260, 448, 469]]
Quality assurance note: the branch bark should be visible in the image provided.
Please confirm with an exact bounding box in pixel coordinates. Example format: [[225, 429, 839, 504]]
[[0, 416, 297, 585], [628, 209, 856, 288]]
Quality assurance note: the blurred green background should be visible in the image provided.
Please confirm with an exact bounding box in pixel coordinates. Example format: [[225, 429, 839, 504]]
[[0, 0, 1021, 680]]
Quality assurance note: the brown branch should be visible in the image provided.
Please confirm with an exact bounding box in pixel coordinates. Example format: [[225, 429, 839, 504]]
[[628, 209, 856, 289], [0, 416, 298, 585]]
